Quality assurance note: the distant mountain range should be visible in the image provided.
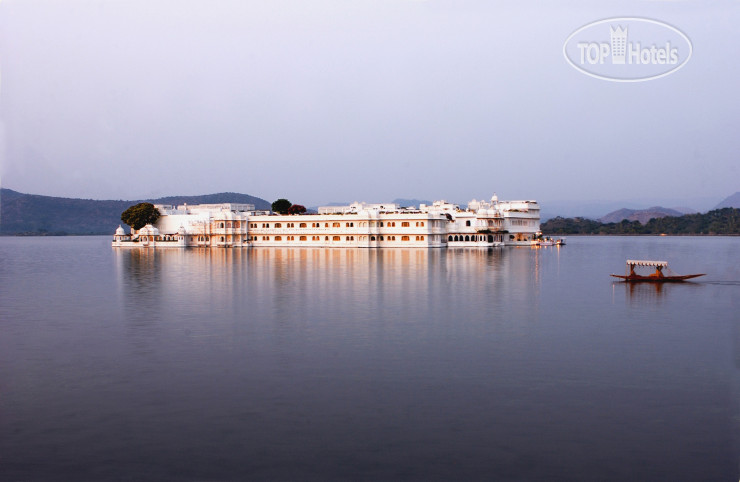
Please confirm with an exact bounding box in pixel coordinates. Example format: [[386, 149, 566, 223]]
[[598, 206, 688, 224], [542, 208, 740, 235], [715, 192, 740, 209], [3, 187, 738, 236], [0, 188, 270, 235]]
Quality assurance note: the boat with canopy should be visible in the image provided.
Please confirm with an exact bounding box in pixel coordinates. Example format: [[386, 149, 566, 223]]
[[611, 260, 705, 282]]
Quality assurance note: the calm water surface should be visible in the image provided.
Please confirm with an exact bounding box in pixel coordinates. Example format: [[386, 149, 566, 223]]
[[1, 236, 739, 481]]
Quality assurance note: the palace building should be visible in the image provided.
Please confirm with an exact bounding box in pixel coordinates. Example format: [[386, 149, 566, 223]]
[[112, 195, 541, 248]]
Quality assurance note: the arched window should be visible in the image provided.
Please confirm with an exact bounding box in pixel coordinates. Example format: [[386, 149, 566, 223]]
[[465, 235, 470, 241], [448, 236, 453, 241], [371, 236, 376, 241], [220, 223, 224, 228], [220, 237, 225, 242]]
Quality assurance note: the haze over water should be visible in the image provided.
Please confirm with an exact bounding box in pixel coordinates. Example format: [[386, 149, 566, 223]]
[[1, 236, 739, 480]]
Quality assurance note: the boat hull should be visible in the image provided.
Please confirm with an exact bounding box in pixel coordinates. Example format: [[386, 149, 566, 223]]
[[610, 274, 705, 282]]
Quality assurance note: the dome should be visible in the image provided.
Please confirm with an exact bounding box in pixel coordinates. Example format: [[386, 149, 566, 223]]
[[115, 225, 126, 235], [139, 224, 159, 236], [177, 225, 187, 235]]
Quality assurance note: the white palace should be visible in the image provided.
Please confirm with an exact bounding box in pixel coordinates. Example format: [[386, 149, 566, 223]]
[[112, 195, 541, 249]]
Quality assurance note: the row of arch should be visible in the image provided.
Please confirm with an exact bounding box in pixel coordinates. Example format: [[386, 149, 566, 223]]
[[448, 234, 497, 243]]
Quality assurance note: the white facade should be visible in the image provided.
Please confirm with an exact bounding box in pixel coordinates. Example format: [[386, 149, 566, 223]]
[[112, 196, 541, 248]]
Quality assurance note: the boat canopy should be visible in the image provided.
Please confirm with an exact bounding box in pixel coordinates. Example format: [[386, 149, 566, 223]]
[[626, 260, 668, 267]]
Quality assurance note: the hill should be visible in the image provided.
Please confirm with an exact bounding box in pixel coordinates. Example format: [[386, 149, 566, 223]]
[[0, 189, 270, 235], [715, 192, 740, 209], [542, 208, 740, 235], [598, 206, 684, 224]]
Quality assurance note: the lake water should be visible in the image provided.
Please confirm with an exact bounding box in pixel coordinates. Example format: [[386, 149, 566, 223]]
[[1, 236, 739, 481]]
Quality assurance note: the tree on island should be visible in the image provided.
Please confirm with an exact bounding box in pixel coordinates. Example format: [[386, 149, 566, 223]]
[[287, 204, 306, 215], [121, 202, 161, 230], [271, 198, 292, 214]]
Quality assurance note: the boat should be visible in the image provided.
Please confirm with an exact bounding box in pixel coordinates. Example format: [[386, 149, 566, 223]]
[[531, 236, 565, 247], [611, 260, 705, 282]]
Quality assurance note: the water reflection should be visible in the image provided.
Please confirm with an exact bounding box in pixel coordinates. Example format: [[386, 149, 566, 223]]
[[615, 279, 706, 305], [112, 247, 540, 333]]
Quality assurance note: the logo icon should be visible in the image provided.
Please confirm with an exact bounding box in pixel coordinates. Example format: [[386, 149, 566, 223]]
[[563, 17, 692, 82], [610, 26, 627, 64]]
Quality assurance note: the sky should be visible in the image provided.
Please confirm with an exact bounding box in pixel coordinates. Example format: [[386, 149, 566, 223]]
[[1, 0, 738, 213]]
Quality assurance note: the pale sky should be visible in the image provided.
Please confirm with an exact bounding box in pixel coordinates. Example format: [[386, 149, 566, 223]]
[[1, 0, 738, 212]]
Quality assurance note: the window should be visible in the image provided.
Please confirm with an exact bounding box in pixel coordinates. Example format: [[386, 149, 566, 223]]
[[275, 236, 282, 241], [299, 223, 307, 228], [220, 223, 224, 228], [275, 223, 282, 228], [465, 235, 470, 241], [401, 222, 409, 227], [401, 236, 410, 241], [332, 236, 340, 241], [448, 236, 453, 241], [465, 220, 471, 226], [416, 236, 425, 241], [325, 223, 329, 228], [299, 235, 307, 241], [332, 222, 340, 227], [371, 236, 376, 241]]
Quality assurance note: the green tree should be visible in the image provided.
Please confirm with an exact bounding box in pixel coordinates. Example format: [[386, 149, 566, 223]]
[[121, 202, 161, 230], [271, 198, 292, 214]]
